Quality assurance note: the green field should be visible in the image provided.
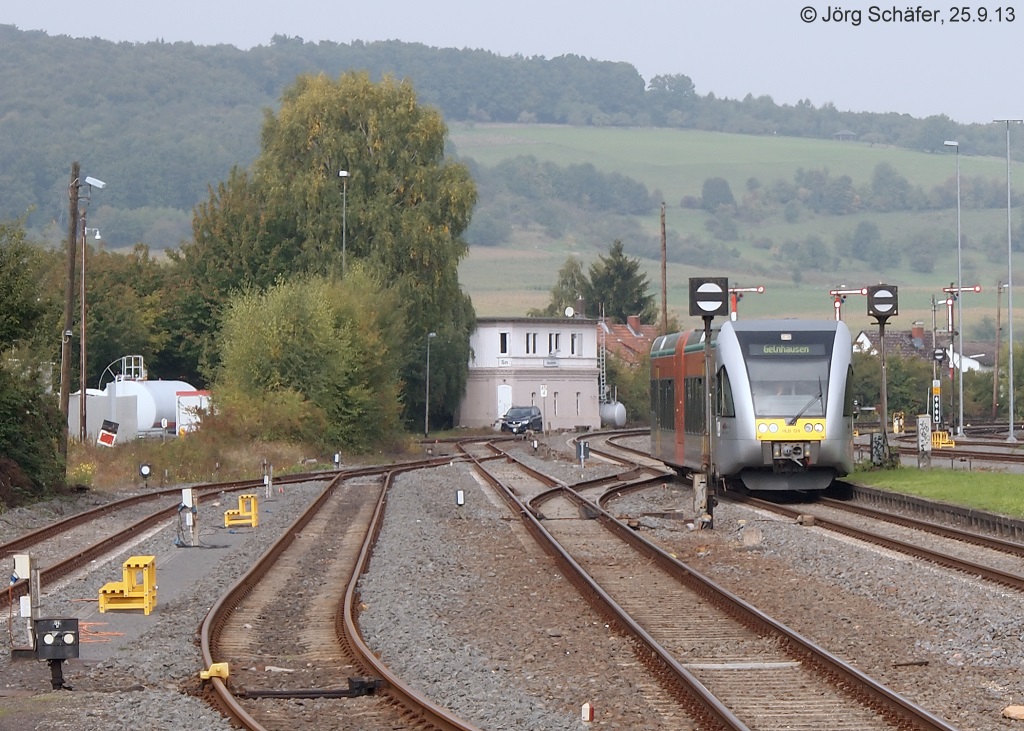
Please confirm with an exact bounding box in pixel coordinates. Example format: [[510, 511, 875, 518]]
[[453, 123, 1018, 336]]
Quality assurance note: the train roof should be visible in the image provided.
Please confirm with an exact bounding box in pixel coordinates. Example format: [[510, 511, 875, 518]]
[[652, 319, 850, 357], [724, 318, 848, 334]]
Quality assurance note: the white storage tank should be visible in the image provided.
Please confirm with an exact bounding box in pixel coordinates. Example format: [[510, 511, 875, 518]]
[[599, 401, 627, 428], [106, 380, 195, 430]]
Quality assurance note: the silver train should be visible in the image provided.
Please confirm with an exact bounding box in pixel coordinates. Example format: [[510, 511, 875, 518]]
[[650, 319, 855, 491]]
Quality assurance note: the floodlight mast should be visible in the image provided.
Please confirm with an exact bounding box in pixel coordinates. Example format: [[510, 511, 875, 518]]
[[339, 170, 349, 277]]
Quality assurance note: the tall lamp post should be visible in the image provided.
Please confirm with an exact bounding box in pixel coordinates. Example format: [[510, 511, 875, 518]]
[[994, 119, 1022, 442], [339, 170, 349, 277], [77, 175, 106, 442], [424, 332, 436, 438], [944, 141, 966, 437]]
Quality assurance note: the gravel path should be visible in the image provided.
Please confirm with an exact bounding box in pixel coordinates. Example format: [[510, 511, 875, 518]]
[[4, 438, 1024, 730]]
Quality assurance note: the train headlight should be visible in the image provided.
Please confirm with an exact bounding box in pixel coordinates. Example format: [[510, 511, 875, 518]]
[[814, 423, 824, 433], [768, 423, 778, 433], [804, 423, 813, 433], [758, 423, 768, 434]]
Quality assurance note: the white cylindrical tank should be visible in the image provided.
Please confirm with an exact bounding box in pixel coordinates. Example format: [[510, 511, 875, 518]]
[[599, 401, 627, 428], [107, 380, 195, 429]]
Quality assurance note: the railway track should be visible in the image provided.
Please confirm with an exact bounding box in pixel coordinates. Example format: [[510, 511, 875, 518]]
[[466, 441, 958, 730], [7, 429, 1012, 728], [200, 456, 483, 731], [724, 490, 1024, 594]]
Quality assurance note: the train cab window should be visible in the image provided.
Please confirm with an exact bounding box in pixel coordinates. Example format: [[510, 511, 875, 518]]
[[750, 375, 827, 417], [738, 329, 834, 418], [717, 366, 735, 417]]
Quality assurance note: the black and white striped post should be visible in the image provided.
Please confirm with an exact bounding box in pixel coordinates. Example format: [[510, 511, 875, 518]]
[[689, 277, 729, 529], [867, 285, 898, 463]]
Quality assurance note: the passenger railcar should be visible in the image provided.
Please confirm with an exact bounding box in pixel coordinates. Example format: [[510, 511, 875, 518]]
[[650, 319, 855, 491]]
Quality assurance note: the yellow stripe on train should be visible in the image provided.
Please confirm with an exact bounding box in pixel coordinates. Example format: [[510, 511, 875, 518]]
[[755, 419, 827, 440]]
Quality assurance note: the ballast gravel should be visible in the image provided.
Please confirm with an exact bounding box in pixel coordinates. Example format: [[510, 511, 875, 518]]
[[2, 438, 1024, 730]]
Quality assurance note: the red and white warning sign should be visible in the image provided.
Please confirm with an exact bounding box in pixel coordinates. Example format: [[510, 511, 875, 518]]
[[97, 420, 119, 448]]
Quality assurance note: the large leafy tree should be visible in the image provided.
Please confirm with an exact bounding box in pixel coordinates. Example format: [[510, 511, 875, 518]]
[[84, 244, 170, 387], [583, 240, 657, 324], [0, 220, 47, 349], [529, 255, 589, 317], [0, 219, 64, 502], [174, 72, 478, 429], [215, 272, 406, 451]]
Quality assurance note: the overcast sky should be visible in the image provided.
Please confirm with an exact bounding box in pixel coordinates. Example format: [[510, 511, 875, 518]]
[[5, 1, 1019, 124]]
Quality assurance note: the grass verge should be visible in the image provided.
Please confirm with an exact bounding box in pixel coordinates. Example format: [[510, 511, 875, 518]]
[[850, 466, 1024, 518]]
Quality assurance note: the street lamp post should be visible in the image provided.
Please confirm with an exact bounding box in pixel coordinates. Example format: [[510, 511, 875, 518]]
[[424, 332, 436, 438], [77, 176, 105, 442], [79, 206, 88, 442], [944, 141, 966, 437], [994, 119, 1022, 442], [339, 170, 349, 277]]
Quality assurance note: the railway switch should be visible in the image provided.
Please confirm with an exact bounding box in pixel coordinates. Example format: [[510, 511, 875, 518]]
[[200, 662, 230, 680]]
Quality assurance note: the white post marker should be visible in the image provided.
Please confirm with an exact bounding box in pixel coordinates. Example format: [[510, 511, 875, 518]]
[[456, 489, 465, 506], [581, 702, 595, 722], [181, 488, 198, 546]]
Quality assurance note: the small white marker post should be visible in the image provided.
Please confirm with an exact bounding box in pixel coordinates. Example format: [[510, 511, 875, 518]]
[[456, 489, 465, 506], [581, 702, 594, 722]]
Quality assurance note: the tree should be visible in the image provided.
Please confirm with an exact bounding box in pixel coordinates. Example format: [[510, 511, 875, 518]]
[[529, 255, 589, 317], [173, 72, 478, 429], [604, 351, 650, 426], [84, 245, 171, 387], [701, 177, 736, 211], [583, 240, 656, 324], [214, 272, 406, 451], [0, 220, 46, 349], [838, 220, 882, 262], [869, 162, 913, 212], [646, 73, 697, 124], [0, 219, 64, 503]]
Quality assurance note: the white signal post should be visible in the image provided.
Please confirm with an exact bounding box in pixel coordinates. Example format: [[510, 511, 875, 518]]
[[728, 285, 764, 320], [942, 283, 982, 437], [828, 286, 868, 321]]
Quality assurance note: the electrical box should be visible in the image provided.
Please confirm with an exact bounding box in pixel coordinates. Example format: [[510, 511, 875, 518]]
[[13, 554, 30, 583]]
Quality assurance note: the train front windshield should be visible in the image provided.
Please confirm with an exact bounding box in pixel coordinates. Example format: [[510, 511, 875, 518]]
[[737, 331, 834, 418]]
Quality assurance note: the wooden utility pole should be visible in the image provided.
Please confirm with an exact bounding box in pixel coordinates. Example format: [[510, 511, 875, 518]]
[[660, 202, 667, 334], [59, 163, 80, 461]]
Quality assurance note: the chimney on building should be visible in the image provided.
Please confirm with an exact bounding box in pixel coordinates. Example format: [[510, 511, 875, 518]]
[[911, 322, 925, 348], [626, 315, 641, 335]]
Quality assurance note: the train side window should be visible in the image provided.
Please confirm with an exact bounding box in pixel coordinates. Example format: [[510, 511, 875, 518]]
[[717, 366, 735, 417], [684, 376, 705, 434]]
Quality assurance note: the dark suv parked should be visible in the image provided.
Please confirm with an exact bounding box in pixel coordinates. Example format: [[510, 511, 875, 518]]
[[500, 405, 543, 434]]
